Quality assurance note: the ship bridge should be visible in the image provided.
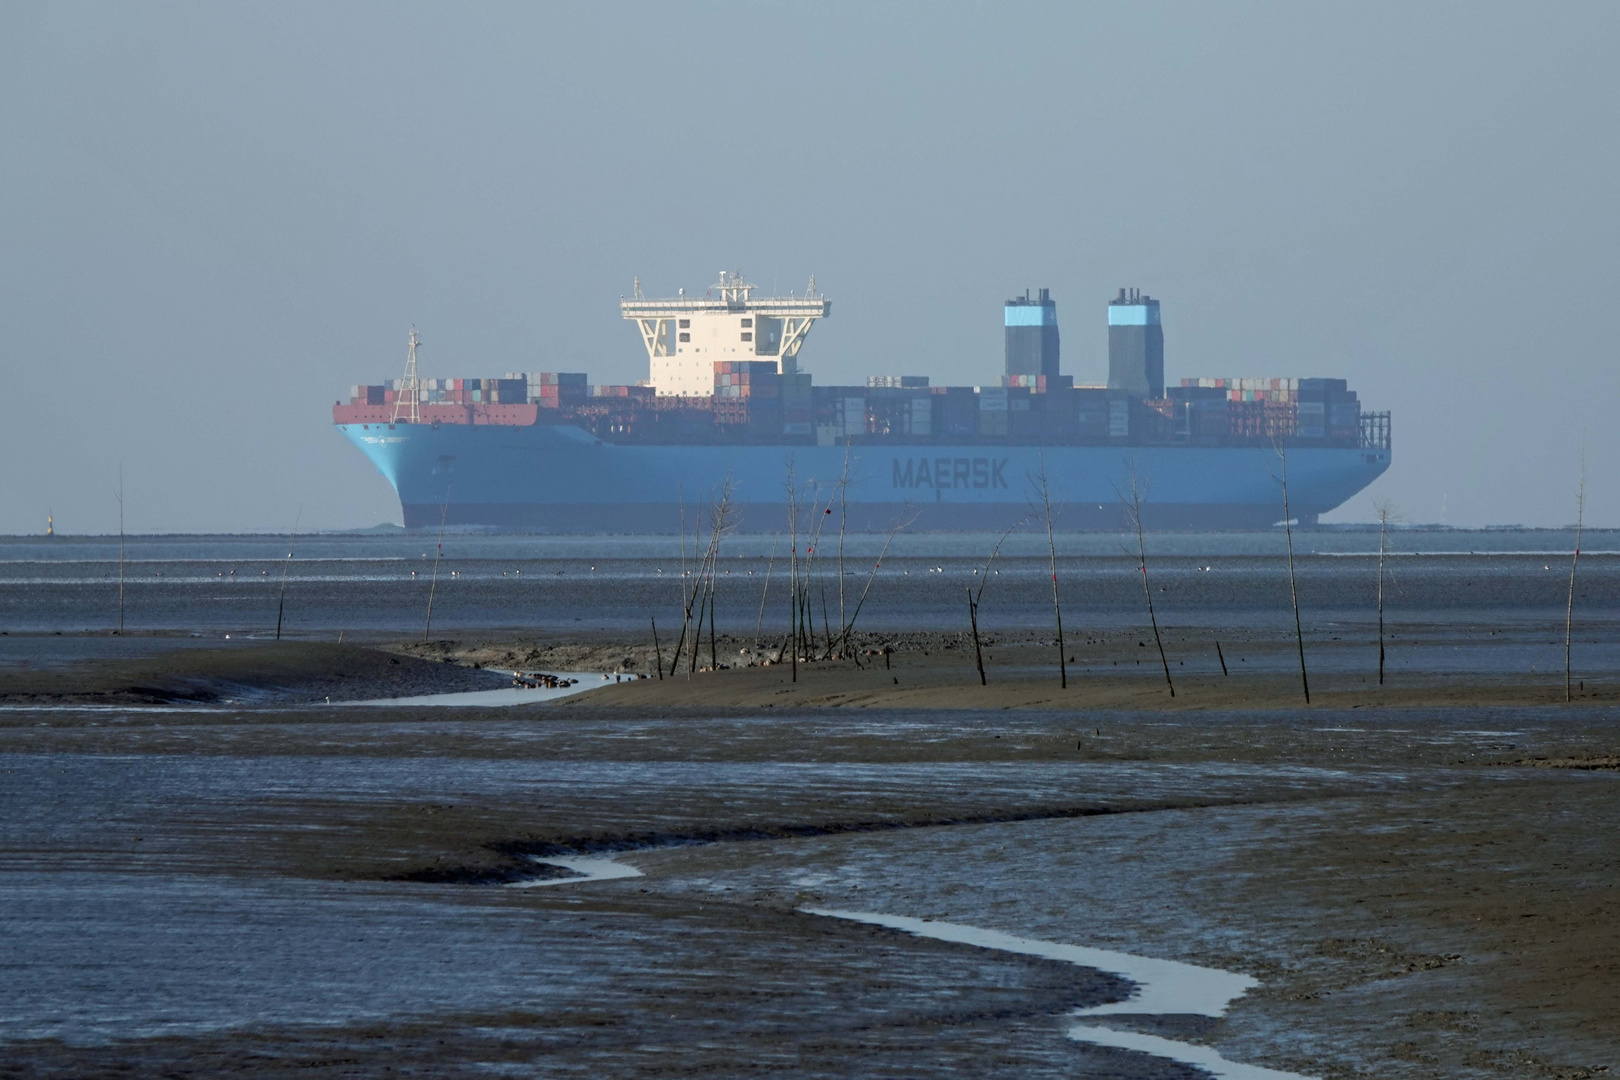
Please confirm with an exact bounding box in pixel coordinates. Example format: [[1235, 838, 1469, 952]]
[[621, 271, 830, 396]]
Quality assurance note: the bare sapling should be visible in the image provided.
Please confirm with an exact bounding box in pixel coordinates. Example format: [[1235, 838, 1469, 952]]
[[1566, 448, 1587, 702], [839, 507, 917, 658], [422, 492, 451, 644], [967, 516, 1026, 685], [800, 487, 837, 659], [667, 559, 700, 676], [687, 479, 735, 676], [708, 575, 718, 672], [666, 483, 694, 674], [114, 467, 125, 635], [1119, 464, 1173, 697], [688, 581, 709, 676], [1034, 459, 1067, 689], [1275, 440, 1309, 703], [669, 483, 728, 677], [275, 506, 302, 641], [785, 459, 800, 681], [708, 480, 736, 670], [687, 536, 715, 677], [754, 538, 777, 647], [1373, 499, 1402, 685], [836, 439, 853, 655], [967, 587, 986, 685], [684, 537, 715, 676]]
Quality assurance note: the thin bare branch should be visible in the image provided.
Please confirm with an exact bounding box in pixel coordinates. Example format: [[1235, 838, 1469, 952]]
[[1033, 455, 1067, 689], [1116, 462, 1173, 697]]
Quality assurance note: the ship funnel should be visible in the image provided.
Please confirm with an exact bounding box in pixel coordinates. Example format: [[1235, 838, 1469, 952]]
[[1004, 287, 1060, 381], [1107, 287, 1164, 398]]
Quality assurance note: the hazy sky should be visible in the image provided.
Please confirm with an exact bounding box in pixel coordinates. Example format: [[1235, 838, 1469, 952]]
[[3, 2, 1617, 533]]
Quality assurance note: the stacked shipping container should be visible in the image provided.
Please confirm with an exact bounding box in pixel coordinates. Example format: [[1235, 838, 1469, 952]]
[[338, 361, 1374, 449]]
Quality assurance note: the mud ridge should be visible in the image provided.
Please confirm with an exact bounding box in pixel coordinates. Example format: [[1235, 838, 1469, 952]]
[[387, 795, 1297, 885]]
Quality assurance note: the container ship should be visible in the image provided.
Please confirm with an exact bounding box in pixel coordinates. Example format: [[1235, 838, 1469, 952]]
[[334, 273, 1391, 531]]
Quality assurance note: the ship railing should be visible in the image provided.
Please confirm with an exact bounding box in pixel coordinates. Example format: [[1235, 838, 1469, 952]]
[[1359, 411, 1392, 451]]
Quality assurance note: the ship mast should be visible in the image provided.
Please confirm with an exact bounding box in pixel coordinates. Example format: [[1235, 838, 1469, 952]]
[[392, 326, 422, 424]]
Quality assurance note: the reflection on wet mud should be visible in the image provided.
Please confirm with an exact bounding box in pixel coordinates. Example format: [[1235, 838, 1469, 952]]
[[805, 909, 1311, 1079], [509, 855, 644, 887]]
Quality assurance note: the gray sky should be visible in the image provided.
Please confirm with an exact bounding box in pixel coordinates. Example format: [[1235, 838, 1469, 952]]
[[3, 2, 1616, 533]]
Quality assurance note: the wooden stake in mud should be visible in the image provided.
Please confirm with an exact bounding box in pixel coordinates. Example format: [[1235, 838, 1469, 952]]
[[1566, 449, 1586, 702], [1276, 440, 1309, 704], [1034, 459, 1067, 689], [422, 492, 450, 644], [1120, 463, 1173, 697], [785, 459, 800, 683], [651, 617, 663, 680], [1215, 640, 1228, 676], [1373, 499, 1401, 685], [274, 506, 301, 642]]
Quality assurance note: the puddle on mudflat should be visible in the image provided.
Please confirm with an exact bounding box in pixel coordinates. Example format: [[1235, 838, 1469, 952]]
[[510, 856, 643, 888], [341, 673, 608, 707], [805, 909, 1255, 1016], [1067, 1026, 1311, 1080], [806, 909, 1312, 1080]]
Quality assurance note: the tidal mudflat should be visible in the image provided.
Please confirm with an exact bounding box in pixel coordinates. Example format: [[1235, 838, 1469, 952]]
[[1, 638, 1616, 1078], [2, 531, 1617, 1076]]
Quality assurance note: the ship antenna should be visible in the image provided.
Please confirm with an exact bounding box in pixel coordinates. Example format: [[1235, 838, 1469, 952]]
[[633, 276, 644, 300], [392, 325, 422, 424]]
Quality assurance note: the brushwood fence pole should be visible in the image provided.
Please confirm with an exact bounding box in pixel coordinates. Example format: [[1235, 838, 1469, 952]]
[[115, 468, 125, 636], [968, 587, 986, 685], [1036, 460, 1067, 689], [1122, 464, 1173, 698], [1277, 441, 1309, 704], [1374, 500, 1400, 686], [423, 493, 450, 645], [1566, 449, 1586, 702], [275, 506, 301, 642]]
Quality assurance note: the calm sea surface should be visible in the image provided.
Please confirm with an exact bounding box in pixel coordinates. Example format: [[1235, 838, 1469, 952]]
[[4, 529, 1617, 642]]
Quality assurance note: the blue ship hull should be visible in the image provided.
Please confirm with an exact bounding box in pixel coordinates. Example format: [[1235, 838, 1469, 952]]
[[338, 422, 1390, 531]]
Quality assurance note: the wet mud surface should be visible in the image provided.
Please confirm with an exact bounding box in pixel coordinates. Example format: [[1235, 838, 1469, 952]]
[[1, 638, 1618, 1078], [0, 641, 510, 705]]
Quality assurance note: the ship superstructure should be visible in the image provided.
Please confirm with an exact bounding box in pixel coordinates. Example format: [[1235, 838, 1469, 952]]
[[334, 275, 1391, 531], [621, 271, 830, 397]]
